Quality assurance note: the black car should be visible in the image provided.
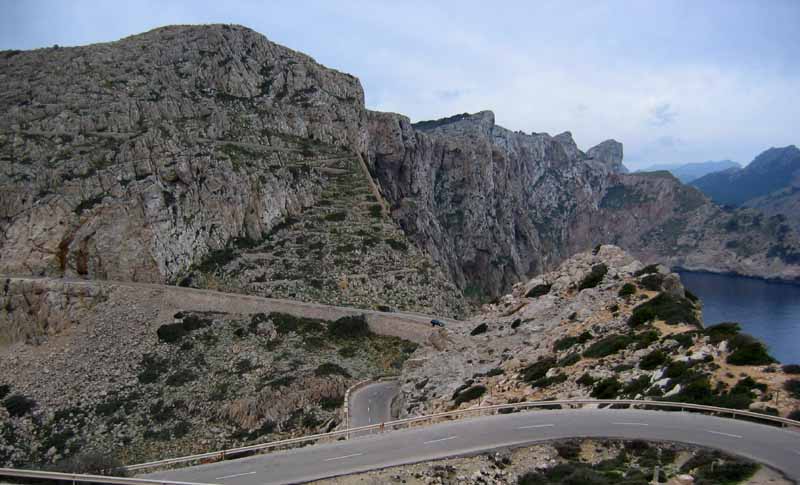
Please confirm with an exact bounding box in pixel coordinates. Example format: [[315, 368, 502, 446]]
[[430, 319, 445, 327]]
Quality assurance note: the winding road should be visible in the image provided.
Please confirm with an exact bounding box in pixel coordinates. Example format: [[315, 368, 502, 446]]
[[348, 381, 400, 435], [144, 408, 800, 484]]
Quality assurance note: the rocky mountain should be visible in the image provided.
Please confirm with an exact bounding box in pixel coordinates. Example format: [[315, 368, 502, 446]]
[[368, 112, 800, 295], [637, 159, 740, 183], [690, 146, 800, 206], [2, 24, 799, 306]]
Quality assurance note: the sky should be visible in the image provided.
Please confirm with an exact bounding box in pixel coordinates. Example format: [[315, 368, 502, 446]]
[[2, 0, 798, 169]]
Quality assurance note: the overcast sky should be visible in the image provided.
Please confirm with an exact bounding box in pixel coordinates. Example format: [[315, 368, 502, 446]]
[[2, 0, 798, 169]]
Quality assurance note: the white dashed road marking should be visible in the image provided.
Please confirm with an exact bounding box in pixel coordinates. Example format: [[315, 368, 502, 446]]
[[216, 472, 257, 479], [518, 424, 555, 429], [324, 453, 364, 462], [612, 422, 649, 426], [705, 430, 742, 438], [423, 436, 458, 444]]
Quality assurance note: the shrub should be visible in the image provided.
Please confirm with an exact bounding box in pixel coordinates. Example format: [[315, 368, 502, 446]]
[[788, 409, 800, 421], [634, 264, 660, 276], [324, 211, 347, 222], [704, 322, 741, 344], [520, 358, 555, 382], [695, 460, 759, 484], [577, 373, 596, 386], [782, 364, 800, 374], [554, 441, 581, 460], [618, 283, 636, 297], [578, 264, 608, 290], [627, 292, 699, 328], [511, 319, 522, 329], [137, 353, 169, 384], [156, 314, 211, 343], [470, 323, 489, 336], [640, 349, 668, 370], [0, 384, 9, 400], [525, 284, 552, 298], [685, 289, 699, 302], [453, 385, 486, 405], [531, 373, 568, 389], [558, 353, 581, 368], [664, 360, 690, 379], [582, 334, 632, 358], [640, 273, 664, 291], [328, 315, 371, 338], [271, 313, 324, 335], [314, 362, 351, 378], [591, 378, 621, 399], [368, 204, 383, 218], [785, 379, 800, 399], [670, 332, 696, 348], [3, 394, 36, 417], [633, 329, 660, 349], [166, 369, 197, 387], [553, 332, 592, 351], [622, 376, 651, 396], [726, 334, 775, 365]]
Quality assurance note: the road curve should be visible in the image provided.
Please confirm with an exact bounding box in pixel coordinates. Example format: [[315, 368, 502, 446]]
[[348, 381, 399, 435], [143, 408, 800, 484]]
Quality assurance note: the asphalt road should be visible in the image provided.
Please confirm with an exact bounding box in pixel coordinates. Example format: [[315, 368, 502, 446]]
[[348, 381, 399, 436], [143, 408, 800, 484]]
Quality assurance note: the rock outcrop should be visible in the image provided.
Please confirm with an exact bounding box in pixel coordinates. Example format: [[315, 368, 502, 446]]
[[0, 24, 367, 283]]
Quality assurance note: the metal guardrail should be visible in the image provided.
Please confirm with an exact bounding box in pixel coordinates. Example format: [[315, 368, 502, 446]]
[[0, 468, 213, 485], [116, 398, 800, 473]]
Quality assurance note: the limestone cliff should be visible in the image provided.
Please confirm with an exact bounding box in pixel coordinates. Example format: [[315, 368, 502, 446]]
[[367, 112, 800, 296]]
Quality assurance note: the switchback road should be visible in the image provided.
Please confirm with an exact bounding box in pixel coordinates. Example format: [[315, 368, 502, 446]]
[[144, 408, 800, 484], [348, 381, 399, 436]]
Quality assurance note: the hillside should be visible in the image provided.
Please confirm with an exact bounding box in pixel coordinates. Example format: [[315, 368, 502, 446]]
[[690, 146, 800, 206], [637, 160, 740, 183]]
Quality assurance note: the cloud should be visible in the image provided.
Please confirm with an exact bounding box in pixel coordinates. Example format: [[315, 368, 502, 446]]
[[647, 103, 678, 127]]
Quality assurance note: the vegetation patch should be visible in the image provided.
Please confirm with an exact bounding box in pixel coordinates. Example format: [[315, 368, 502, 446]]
[[453, 385, 486, 406], [582, 334, 633, 358], [314, 362, 351, 378], [578, 263, 608, 290], [3, 394, 37, 417], [470, 323, 488, 336], [627, 292, 699, 328], [618, 283, 636, 297], [639, 349, 668, 370], [553, 331, 592, 351], [590, 377, 622, 399], [328, 315, 371, 339], [270, 313, 324, 335], [520, 358, 556, 383]]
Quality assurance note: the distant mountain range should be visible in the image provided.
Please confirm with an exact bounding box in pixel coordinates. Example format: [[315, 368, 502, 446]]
[[637, 160, 741, 183], [690, 146, 800, 207]]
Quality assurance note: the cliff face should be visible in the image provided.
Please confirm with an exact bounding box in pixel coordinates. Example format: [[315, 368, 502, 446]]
[[0, 24, 367, 283], [368, 112, 800, 296]]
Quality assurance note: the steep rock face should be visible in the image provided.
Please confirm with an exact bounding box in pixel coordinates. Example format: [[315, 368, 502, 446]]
[[0, 24, 367, 282], [368, 112, 800, 296]]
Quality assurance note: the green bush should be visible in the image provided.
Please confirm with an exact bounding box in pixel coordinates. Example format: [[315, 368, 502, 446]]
[[328, 315, 372, 339], [271, 313, 324, 335], [531, 373, 568, 389], [0, 384, 9, 400], [634, 264, 660, 276], [627, 292, 699, 327], [553, 331, 592, 351], [385, 239, 407, 251], [695, 460, 759, 484], [520, 358, 555, 382], [526, 284, 552, 298], [640, 349, 668, 370], [788, 409, 800, 421], [591, 378, 622, 399], [726, 334, 775, 365], [664, 360, 690, 379], [622, 376, 652, 397], [554, 442, 581, 459], [324, 211, 347, 222], [582, 334, 632, 358], [704, 322, 741, 344], [640, 273, 664, 291], [3, 394, 36, 417], [47, 451, 126, 476], [137, 353, 169, 384], [577, 373, 596, 386], [670, 332, 696, 348], [314, 363, 351, 378], [618, 283, 636, 297], [166, 369, 197, 387], [578, 264, 608, 290], [453, 385, 486, 405], [558, 353, 581, 367], [156, 314, 211, 343], [785, 379, 800, 399], [470, 323, 489, 336]]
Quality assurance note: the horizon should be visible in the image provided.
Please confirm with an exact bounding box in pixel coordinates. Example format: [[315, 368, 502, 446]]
[[2, 0, 799, 170]]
